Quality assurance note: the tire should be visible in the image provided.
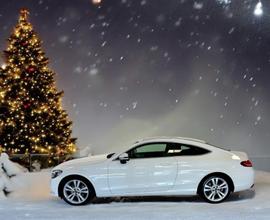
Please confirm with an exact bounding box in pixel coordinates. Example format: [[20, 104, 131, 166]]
[[60, 176, 95, 205], [199, 176, 231, 203]]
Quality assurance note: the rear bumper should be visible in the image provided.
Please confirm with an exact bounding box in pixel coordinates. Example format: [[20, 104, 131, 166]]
[[233, 167, 255, 192]]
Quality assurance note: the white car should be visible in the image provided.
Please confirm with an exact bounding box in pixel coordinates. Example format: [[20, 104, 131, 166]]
[[50, 137, 254, 205]]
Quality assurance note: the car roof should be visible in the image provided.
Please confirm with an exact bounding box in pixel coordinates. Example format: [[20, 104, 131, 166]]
[[129, 137, 229, 154], [110, 136, 228, 159], [134, 136, 207, 144]]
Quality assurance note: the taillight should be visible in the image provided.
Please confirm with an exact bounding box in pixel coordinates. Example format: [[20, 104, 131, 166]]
[[240, 160, 253, 167]]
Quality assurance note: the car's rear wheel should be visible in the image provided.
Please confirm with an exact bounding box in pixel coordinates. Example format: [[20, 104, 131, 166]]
[[61, 177, 95, 205], [200, 176, 230, 203]]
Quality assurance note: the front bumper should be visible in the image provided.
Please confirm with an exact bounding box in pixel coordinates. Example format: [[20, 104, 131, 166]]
[[50, 176, 62, 197]]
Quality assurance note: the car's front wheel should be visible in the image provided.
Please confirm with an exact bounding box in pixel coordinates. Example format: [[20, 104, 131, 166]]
[[61, 177, 95, 205], [200, 176, 230, 203]]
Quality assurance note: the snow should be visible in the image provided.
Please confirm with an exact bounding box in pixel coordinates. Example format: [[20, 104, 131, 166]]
[[74, 146, 93, 158], [0, 153, 26, 197], [0, 153, 26, 177], [0, 170, 269, 219], [0, 174, 6, 199]]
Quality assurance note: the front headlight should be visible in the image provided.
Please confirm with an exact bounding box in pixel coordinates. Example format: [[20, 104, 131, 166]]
[[51, 169, 63, 179]]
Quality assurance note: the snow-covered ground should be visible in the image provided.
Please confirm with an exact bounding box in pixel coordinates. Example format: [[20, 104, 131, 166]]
[[0, 171, 270, 220]]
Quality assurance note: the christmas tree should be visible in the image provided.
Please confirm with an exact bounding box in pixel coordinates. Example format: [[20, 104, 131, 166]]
[[0, 9, 76, 157]]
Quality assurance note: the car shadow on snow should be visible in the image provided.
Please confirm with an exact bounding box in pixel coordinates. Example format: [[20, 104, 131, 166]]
[[91, 189, 255, 204], [226, 189, 255, 202]]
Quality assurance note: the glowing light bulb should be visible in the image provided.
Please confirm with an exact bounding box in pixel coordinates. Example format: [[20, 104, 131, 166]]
[[1, 63, 7, 69], [254, 1, 263, 16], [92, 0, 102, 4]]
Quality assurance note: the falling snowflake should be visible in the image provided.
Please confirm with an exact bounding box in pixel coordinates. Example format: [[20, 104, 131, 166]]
[[74, 66, 83, 74], [132, 102, 138, 109], [141, 0, 147, 6], [193, 2, 203, 10], [150, 45, 158, 51], [228, 27, 235, 34], [99, 102, 108, 108], [101, 41, 107, 47], [217, 0, 231, 5], [175, 18, 182, 27], [156, 14, 166, 24], [59, 35, 69, 43], [89, 67, 99, 76]]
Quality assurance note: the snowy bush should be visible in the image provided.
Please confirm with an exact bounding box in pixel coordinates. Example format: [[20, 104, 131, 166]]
[[0, 153, 26, 199], [32, 160, 41, 172], [0, 168, 7, 199], [74, 146, 93, 158]]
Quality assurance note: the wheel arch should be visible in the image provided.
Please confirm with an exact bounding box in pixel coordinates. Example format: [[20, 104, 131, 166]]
[[197, 172, 235, 194], [58, 174, 96, 198]]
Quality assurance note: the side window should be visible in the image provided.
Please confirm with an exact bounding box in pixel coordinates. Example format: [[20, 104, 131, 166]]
[[127, 143, 210, 159], [128, 143, 167, 159], [166, 144, 210, 156]]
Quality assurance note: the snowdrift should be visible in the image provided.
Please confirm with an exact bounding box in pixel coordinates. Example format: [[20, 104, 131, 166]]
[[0, 153, 27, 199]]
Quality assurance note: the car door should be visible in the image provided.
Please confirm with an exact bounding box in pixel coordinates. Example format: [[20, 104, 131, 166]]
[[169, 143, 212, 193], [108, 142, 178, 196]]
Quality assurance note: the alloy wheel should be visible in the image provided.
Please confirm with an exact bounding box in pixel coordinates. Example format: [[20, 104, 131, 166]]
[[63, 179, 90, 205], [203, 177, 229, 203]]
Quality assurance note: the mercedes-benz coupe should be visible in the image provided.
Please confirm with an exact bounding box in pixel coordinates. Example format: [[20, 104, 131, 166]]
[[51, 137, 254, 205]]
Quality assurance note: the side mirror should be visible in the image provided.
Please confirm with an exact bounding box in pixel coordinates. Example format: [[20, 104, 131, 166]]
[[119, 153, 129, 164]]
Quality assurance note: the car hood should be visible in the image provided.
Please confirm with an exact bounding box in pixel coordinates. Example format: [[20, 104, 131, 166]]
[[55, 154, 108, 170]]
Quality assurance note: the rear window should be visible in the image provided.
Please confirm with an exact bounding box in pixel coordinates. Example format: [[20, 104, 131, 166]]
[[166, 144, 210, 156]]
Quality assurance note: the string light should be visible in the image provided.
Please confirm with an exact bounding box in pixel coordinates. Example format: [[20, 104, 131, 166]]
[[1, 63, 6, 69]]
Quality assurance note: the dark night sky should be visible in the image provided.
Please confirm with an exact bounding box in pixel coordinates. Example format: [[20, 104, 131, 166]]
[[0, 0, 270, 166]]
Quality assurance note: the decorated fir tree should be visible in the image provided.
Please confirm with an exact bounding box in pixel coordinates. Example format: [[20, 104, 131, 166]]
[[0, 9, 76, 157]]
